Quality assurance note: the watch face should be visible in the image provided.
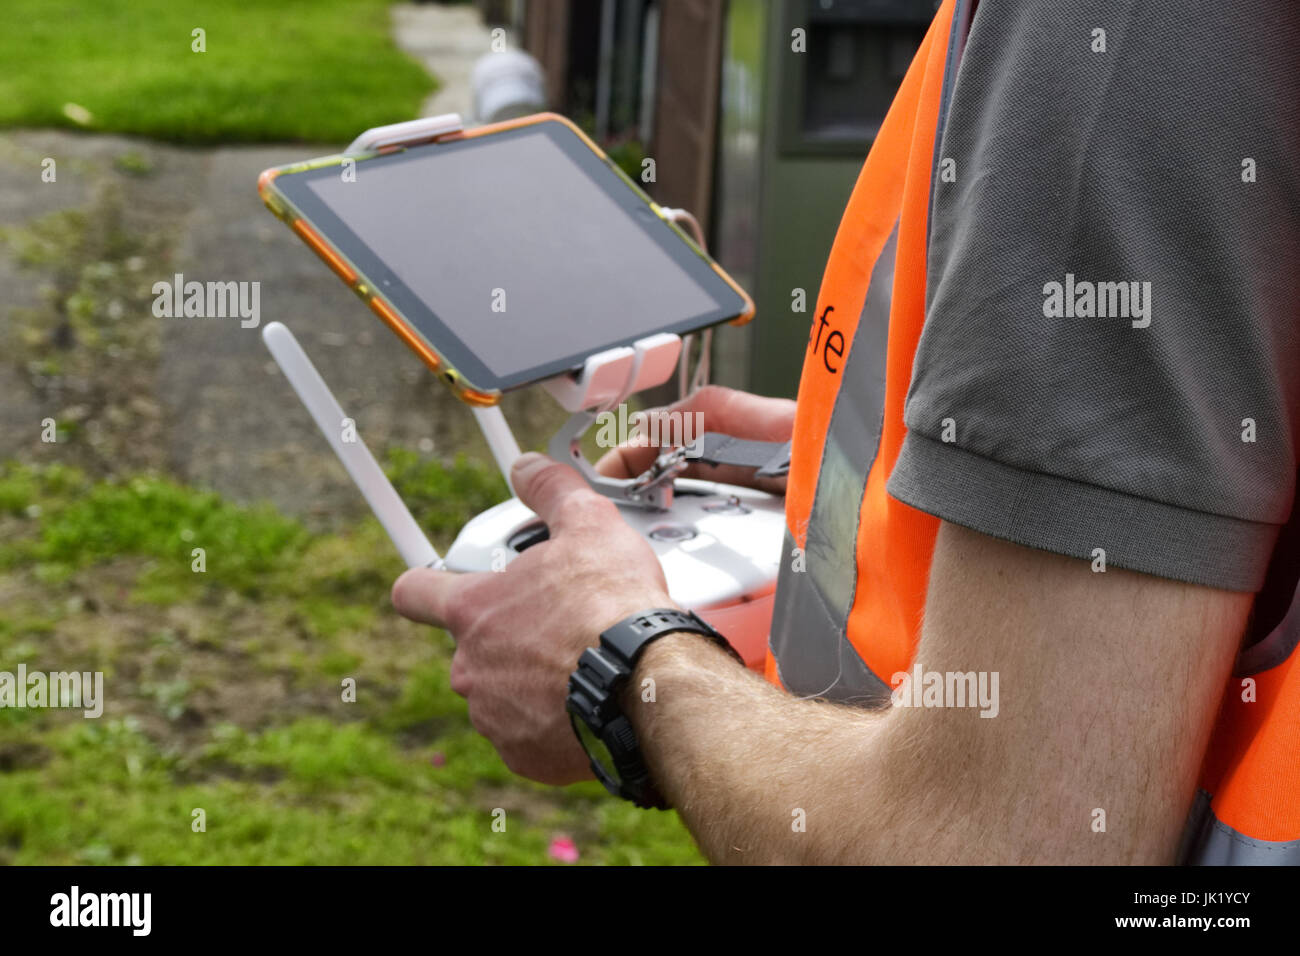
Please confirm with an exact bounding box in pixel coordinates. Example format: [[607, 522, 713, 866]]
[[571, 716, 619, 787]]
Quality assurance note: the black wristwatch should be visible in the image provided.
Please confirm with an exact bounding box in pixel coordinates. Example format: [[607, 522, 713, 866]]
[[566, 608, 741, 809]]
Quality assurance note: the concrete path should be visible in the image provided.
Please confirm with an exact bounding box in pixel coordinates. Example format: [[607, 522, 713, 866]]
[[392, 1, 501, 120]]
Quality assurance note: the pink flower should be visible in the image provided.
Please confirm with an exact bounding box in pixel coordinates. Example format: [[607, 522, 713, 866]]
[[548, 836, 579, 863], [430, 751, 446, 767]]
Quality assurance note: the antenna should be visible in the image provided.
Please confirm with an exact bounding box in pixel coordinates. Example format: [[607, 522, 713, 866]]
[[471, 406, 522, 494], [261, 322, 443, 570]]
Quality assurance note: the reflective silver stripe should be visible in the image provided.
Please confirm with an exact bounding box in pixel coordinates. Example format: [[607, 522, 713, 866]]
[[1182, 792, 1300, 865], [770, 529, 894, 705], [769, 224, 899, 706]]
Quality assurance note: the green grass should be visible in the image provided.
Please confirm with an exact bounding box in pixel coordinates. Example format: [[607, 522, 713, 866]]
[[0, 463, 310, 596], [383, 447, 508, 540], [0, 0, 432, 144], [0, 450, 502, 597], [0, 462, 704, 865], [0, 716, 697, 865]]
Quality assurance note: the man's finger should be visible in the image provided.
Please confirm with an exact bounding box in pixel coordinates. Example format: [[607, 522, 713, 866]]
[[650, 386, 796, 443], [392, 566, 462, 630], [593, 432, 658, 479], [594, 386, 795, 479], [511, 451, 612, 533]]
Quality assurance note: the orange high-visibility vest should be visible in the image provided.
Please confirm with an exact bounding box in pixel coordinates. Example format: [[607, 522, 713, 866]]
[[764, 0, 1299, 865]]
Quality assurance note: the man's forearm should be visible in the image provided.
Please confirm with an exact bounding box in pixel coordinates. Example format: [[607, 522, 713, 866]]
[[623, 521, 1251, 866], [627, 633, 903, 864]]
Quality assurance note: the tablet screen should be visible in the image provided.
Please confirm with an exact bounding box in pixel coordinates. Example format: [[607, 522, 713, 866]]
[[273, 119, 748, 392]]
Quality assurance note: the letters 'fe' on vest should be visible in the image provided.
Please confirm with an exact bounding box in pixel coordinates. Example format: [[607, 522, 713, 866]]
[[764, 0, 1300, 865]]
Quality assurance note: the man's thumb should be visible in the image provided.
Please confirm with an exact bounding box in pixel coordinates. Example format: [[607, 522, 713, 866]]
[[510, 452, 605, 532]]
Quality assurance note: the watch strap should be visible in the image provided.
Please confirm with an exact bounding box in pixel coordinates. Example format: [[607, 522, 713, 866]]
[[600, 607, 741, 666], [566, 608, 741, 810]]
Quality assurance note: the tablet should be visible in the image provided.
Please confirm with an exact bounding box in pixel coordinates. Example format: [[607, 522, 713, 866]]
[[258, 113, 754, 405]]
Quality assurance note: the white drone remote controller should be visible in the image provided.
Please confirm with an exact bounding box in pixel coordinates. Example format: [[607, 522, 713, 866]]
[[262, 321, 784, 668], [260, 116, 784, 668]]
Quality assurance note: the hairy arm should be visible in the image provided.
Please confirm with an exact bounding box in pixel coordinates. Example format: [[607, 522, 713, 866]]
[[628, 521, 1250, 864]]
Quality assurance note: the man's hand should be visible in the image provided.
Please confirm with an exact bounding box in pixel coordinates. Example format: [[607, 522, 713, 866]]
[[391, 452, 674, 785], [595, 385, 795, 494]]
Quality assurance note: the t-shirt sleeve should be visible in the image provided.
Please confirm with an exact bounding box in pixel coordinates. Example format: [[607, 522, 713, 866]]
[[885, 0, 1300, 592]]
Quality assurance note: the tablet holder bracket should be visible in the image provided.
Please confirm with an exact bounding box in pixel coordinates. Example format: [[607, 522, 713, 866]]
[[543, 332, 688, 510], [346, 114, 466, 153]]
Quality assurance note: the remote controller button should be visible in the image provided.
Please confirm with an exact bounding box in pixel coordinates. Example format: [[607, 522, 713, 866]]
[[649, 524, 696, 542]]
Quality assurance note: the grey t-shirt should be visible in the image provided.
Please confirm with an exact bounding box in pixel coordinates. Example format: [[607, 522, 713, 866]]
[[887, 0, 1300, 592]]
